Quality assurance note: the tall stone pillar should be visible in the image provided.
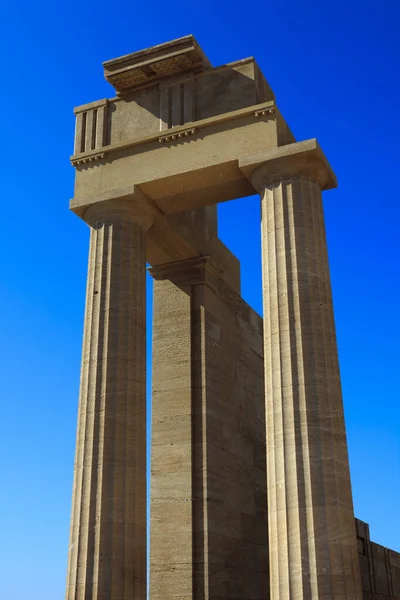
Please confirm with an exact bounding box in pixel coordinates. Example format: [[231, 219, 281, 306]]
[[250, 142, 362, 600], [149, 252, 268, 600], [65, 199, 153, 600]]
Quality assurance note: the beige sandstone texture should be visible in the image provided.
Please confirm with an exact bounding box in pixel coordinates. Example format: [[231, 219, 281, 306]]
[[149, 248, 268, 600], [247, 147, 362, 600], [66, 34, 398, 600], [66, 200, 153, 600]]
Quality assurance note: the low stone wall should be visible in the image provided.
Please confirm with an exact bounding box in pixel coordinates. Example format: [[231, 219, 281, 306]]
[[356, 518, 400, 600]]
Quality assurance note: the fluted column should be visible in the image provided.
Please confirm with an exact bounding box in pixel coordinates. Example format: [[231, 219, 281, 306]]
[[252, 147, 362, 600], [65, 199, 153, 600]]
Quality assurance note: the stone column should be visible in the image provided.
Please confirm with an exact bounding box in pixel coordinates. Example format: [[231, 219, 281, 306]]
[[251, 144, 362, 600], [65, 199, 153, 600]]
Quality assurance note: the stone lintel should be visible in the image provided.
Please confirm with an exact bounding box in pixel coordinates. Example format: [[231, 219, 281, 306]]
[[240, 138, 337, 191], [148, 256, 221, 291], [70, 102, 279, 214], [70, 185, 241, 294], [70, 184, 152, 219], [103, 35, 211, 95]]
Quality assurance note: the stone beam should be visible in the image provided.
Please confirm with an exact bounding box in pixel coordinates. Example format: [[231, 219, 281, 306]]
[[71, 103, 281, 213], [103, 35, 211, 95], [70, 185, 241, 294]]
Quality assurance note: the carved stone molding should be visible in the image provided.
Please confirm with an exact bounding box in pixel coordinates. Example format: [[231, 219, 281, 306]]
[[158, 128, 196, 144], [254, 107, 275, 118], [263, 172, 324, 188], [70, 100, 276, 170], [103, 35, 210, 96], [71, 152, 106, 167]]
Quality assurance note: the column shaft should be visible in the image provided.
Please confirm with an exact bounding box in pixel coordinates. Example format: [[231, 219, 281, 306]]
[[66, 213, 147, 600], [260, 176, 361, 600]]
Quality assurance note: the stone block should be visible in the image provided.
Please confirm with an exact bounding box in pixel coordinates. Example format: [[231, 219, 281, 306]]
[[390, 549, 400, 597], [372, 542, 390, 596]]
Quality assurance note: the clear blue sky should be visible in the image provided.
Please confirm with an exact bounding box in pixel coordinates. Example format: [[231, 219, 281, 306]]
[[1, 1, 399, 598]]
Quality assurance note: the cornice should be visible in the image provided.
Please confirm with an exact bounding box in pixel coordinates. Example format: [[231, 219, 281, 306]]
[[70, 100, 276, 168], [71, 152, 106, 167], [74, 98, 108, 115], [103, 35, 210, 96]]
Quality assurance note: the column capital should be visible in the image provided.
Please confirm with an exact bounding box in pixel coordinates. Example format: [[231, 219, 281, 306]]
[[148, 256, 221, 291], [73, 185, 155, 231], [239, 138, 337, 192]]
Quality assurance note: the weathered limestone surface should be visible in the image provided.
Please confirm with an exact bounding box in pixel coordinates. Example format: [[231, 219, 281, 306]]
[[70, 36, 295, 216], [66, 200, 153, 600], [150, 275, 193, 600], [251, 155, 362, 600], [149, 253, 268, 600], [67, 35, 398, 600], [356, 519, 400, 600]]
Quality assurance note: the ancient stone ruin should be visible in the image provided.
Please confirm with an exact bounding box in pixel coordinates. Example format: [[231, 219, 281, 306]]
[[66, 35, 400, 600]]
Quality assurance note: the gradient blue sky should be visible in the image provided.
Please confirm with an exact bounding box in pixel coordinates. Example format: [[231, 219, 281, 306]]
[[1, 1, 399, 598]]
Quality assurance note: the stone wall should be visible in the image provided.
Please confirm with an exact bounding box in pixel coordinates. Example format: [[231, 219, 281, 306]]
[[356, 518, 400, 600], [192, 267, 269, 600], [150, 257, 268, 600]]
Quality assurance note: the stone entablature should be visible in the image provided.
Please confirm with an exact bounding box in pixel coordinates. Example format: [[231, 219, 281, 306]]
[[70, 35, 284, 213], [72, 50, 276, 157], [70, 100, 277, 167]]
